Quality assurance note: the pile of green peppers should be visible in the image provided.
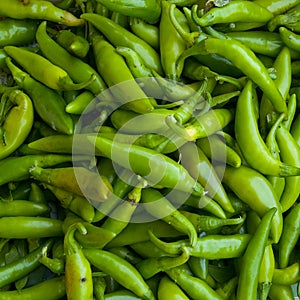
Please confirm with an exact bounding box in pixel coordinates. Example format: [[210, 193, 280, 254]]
[[0, 0, 300, 299]]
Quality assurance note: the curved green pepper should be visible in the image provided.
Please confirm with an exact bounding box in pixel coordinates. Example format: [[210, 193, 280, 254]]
[[0, 89, 34, 160]]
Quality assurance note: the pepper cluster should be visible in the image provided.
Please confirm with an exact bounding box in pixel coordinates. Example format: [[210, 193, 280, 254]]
[[0, 0, 300, 299]]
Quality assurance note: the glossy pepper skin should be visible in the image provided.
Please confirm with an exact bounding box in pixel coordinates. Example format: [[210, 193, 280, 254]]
[[80, 13, 163, 75], [0, 217, 63, 239], [180, 142, 233, 213], [130, 17, 159, 50], [0, 0, 84, 26], [236, 208, 277, 300], [0, 239, 53, 289], [0, 90, 34, 160], [157, 276, 189, 300], [235, 80, 300, 176], [36, 21, 106, 96], [4, 46, 95, 91], [90, 33, 155, 114], [278, 203, 300, 268], [89, 135, 204, 196], [83, 248, 155, 299], [64, 223, 93, 300], [217, 164, 283, 244], [177, 38, 286, 113], [0, 19, 37, 47], [0, 276, 66, 300], [254, 0, 300, 15], [159, 1, 188, 80], [5, 57, 74, 135], [93, 0, 161, 24], [166, 264, 223, 300]]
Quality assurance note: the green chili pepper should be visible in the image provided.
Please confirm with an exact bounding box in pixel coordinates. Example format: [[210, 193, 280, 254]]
[[196, 134, 242, 168], [0, 154, 85, 186], [44, 184, 95, 223], [93, 276, 106, 300], [236, 80, 300, 176], [65, 223, 93, 300], [279, 27, 300, 52], [0, 0, 84, 26], [0, 200, 49, 217], [187, 256, 208, 281], [0, 18, 37, 47], [30, 166, 112, 203], [278, 203, 300, 268], [264, 114, 286, 199], [149, 231, 251, 259], [236, 208, 276, 300], [177, 38, 286, 113], [268, 283, 294, 300], [0, 217, 63, 239], [104, 290, 141, 300], [159, 1, 188, 80], [109, 246, 142, 265], [97, 157, 117, 185], [260, 47, 291, 139], [93, 0, 161, 24], [36, 21, 106, 96], [136, 247, 190, 279], [166, 264, 223, 300], [215, 276, 238, 300], [182, 58, 217, 81], [226, 31, 283, 58], [0, 89, 34, 160], [90, 33, 155, 114], [258, 244, 275, 300], [0, 239, 53, 288], [81, 13, 163, 75], [217, 164, 283, 243], [39, 244, 64, 274], [180, 142, 233, 213], [0, 275, 66, 300], [272, 261, 300, 285], [51, 28, 90, 59], [152, 70, 203, 103], [170, 190, 227, 219], [110, 11, 129, 28], [93, 167, 138, 222], [192, 1, 273, 26], [5, 46, 95, 91], [5, 57, 74, 135], [157, 276, 189, 300], [90, 136, 204, 196], [166, 108, 235, 141], [105, 220, 182, 248], [276, 125, 300, 212], [268, 5, 300, 32], [65, 90, 94, 115], [83, 248, 155, 299], [130, 241, 174, 259], [129, 17, 159, 50], [100, 183, 145, 246], [141, 188, 198, 247], [29, 182, 47, 204], [254, 0, 300, 14], [291, 113, 300, 147], [63, 212, 116, 249], [180, 210, 245, 232], [110, 109, 171, 134]]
